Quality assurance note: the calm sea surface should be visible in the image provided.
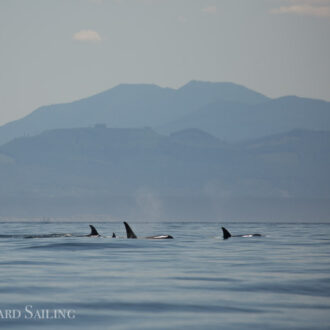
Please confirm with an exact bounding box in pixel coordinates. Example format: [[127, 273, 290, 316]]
[[0, 222, 329, 330]]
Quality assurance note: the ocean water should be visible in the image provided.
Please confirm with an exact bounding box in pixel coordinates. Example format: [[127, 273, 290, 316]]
[[0, 221, 329, 330]]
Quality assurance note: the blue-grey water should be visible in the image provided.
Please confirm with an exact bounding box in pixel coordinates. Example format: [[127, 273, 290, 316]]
[[0, 222, 330, 330]]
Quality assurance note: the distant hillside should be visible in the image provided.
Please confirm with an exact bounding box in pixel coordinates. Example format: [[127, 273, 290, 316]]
[[0, 81, 269, 145], [0, 126, 329, 220], [159, 96, 330, 141]]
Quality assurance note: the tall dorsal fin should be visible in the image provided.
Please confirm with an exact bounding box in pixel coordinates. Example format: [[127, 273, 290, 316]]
[[89, 225, 99, 236], [124, 222, 137, 239], [222, 227, 231, 240], [112, 232, 116, 238]]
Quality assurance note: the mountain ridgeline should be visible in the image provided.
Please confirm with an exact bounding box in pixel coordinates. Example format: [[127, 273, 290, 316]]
[[1, 80, 330, 145]]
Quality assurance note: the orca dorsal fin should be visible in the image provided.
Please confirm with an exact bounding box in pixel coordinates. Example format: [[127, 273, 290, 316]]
[[112, 232, 116, 238], [124, 222, 137, 239], [89, 225, 99, 236], [222, 227, 232, 239]]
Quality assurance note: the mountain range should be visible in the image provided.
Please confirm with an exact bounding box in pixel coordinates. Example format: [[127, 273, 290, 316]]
[[1, 80, 330, 145], [0, 80, 329, 220]]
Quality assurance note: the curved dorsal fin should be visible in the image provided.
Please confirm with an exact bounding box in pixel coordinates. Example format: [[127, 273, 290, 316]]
[[222, 227, 231, 240], [89, 225, 99, 236], [123, 222, 137, 239]]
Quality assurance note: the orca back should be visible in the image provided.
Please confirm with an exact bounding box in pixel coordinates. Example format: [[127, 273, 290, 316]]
[[124, 222, 137, 239], [221, 226, 262, 239]]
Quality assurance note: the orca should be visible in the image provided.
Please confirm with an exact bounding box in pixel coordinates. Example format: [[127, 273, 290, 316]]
[[2, 225, 106, 239], [124, 222, 137, 238], [23, 233, 72, 239], [123, 222, 173, 239], [87, 226, 117, 238], [87, 225, 101, 237], [221, 227, 262, 240]]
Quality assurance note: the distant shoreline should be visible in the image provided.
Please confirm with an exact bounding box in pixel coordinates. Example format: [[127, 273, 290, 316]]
[[0, 217, 329, 224]]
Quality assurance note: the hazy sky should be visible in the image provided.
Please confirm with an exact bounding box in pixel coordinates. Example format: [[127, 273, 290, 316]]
[[0, 0, 329, 126]]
